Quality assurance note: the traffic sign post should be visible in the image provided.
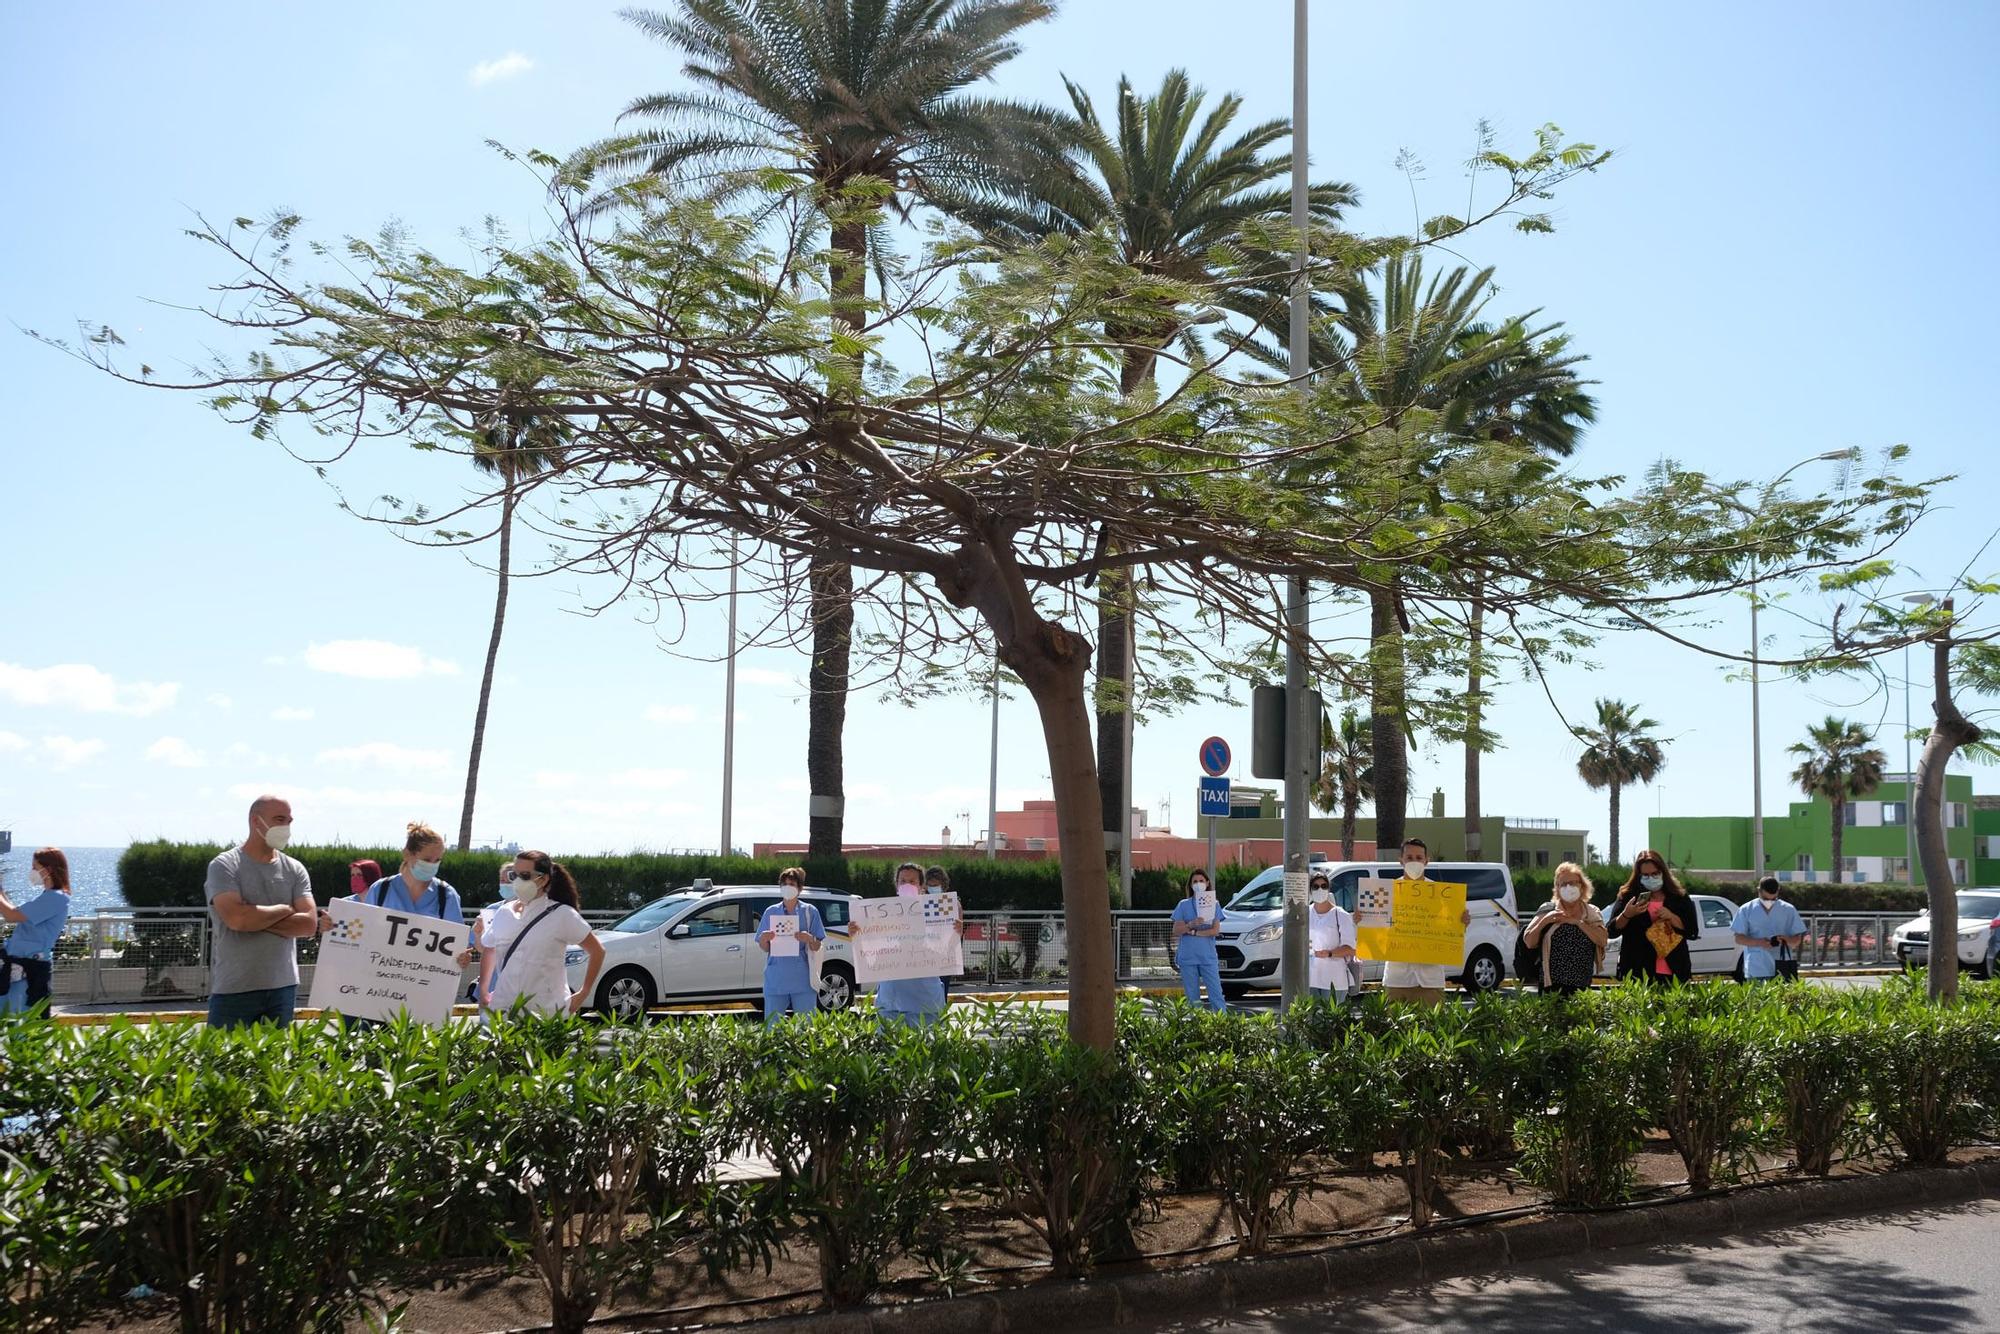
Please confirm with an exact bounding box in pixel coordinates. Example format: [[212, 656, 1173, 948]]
[[1200, 736, 1232, 778], [1198, 775, 1231, 883]]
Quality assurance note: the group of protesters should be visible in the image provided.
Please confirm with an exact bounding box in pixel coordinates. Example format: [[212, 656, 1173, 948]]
[[1167, 842, 1818, 1010], [0, 801, 1874, 1025]]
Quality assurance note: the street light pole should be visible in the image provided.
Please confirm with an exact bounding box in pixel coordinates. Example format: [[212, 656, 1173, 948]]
[[1750, 568, 1764, 877], [720, 537, 739, 857], [987, 654, 1000, 860], [1279, 0, 1312, 1011]]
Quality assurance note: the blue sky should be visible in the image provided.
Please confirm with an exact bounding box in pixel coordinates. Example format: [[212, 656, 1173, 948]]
[[2, 1, 1995, 857]]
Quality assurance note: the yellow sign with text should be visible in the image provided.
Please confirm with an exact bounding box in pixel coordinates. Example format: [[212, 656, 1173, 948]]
[[1354, 878, 1468, 967]]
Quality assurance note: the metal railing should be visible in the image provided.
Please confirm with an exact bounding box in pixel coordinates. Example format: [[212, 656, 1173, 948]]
[[6, 906, 1927, 1009]]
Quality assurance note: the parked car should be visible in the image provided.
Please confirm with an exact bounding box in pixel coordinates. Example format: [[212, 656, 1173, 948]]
[[1596, 894, 1745, 979], [564, 884, 857, 1021], [1891, 890, 2000, 978], [1214, 861, 1521, 997]]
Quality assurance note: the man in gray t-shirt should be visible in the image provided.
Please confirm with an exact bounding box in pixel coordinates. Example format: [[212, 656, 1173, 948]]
[[205, 794, 317, 1028]]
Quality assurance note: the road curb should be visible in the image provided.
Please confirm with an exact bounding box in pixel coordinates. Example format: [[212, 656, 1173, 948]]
[[637, 1161, 1998, 1333]]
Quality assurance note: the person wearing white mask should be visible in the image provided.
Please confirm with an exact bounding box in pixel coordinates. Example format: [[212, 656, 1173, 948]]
[[1171, 871, 1227, 1010], [868, 862, 948, 1025], [474, 864, 526, 1011], [756, 866, 826, 1025], [486, 850, 602, 1017], [1522, 862, 1608, 994], [204, 794, 318, 1028], [1381, 838, 1472, 1008], [1306, 870, 1357, 1002]]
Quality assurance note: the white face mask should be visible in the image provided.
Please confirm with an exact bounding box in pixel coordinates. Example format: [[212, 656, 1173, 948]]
[[926, 883, 944, 894], [1191, 881, 1209, 895], [1641, 875, 1664, 892], [410, 859, 441, 883], [1311, 887, 1331, 905], [1402, 860, 1425, 880], [897, 881, 921, 898], [782, 884, 800, 902], [513, 875, 542, 903], [30, 871, 47, 891], [498, 880, 518, 902], [262, 821, 294, 851], [1557, 883, 1581, 903]]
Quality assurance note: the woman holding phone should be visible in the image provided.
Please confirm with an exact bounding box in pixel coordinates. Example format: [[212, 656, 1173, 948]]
[[1607, 850, 1700, 984]]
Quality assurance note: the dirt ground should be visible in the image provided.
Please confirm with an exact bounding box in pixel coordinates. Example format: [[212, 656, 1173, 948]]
[[79, 1140, 1996, 1333]]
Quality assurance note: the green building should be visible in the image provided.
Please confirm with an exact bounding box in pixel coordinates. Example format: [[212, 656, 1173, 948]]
[[1647, 773, 1979, 884], [1208, 786, 1589, 872]]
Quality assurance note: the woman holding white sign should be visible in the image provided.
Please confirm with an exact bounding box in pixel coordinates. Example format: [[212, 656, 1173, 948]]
[[1171, 871, 1227, 1011], [756, 866, 825, 1026], [865, 862, 955, 1026], [487, 850, 602, 1017]]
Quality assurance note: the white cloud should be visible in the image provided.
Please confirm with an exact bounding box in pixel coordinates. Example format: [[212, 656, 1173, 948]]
[[272, 706, 316, 722], [0, 731, 27, 754], [206, 693, 233, 711], [145, 737, 207, 769], [739, 667, 796, 689], [304, 640, 459, 680], [227, 782, 453, 813], [535, 770, 581, 791], [42, 736, 107, 770], [0, 661, 179, 716], [605, 768, 688, 791], [468, 51, 533, 86], [643, 704, 698, 725], [316, 742, 450, 771]]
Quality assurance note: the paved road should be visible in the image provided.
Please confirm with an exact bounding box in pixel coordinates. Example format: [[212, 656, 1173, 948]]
[[1117, 1199, 2000, 1333]]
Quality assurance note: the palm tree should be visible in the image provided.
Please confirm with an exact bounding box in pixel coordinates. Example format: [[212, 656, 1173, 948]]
[[1312, 705, 1375, 860], [1789, 717, 1887, 883], [1311, 256, 1548, 850], [1450, 327, 1597, 856], [1574, 697, 1668, 866], [458, 391, 570, 851], [585, 0, 1074, 858], [955, 68, 1354, 875]]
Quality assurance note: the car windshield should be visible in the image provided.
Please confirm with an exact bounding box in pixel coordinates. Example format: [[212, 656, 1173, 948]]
[[608, 893, 697, 934], [1226, 875, 1283, 913], [1955, 892, 2000, 920]]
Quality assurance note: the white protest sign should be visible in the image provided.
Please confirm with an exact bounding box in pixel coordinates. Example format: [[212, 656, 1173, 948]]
[[853, 894, 963, 984], [310, 897, 467, 1025], [769, 914, 801, 956], [1195, 889, 1218, 923], [1353, 875, 1394, 931]]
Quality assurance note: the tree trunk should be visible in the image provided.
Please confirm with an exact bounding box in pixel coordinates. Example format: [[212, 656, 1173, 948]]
[[1914, 627, 1980, 1002], [954, 543, 1116, 1049], [805, 218, 868, 860], [1607, 781, 1622, 867], [457, 488, 513, 852], [1464, 588, 1485, 858], [1341, 789, 1357, 861], [1368, 587, 1409, 852], [1829, 797, 1845, 884]]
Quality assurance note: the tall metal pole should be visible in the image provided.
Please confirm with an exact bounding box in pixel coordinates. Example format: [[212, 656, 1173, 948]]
[[1120, 616, 1135, 903], [720, 538, 739, 856], [1750, 573, 1765, 876], [1904, 641, 1915, 884], [1279, 0, 1312, 1010], [987, 654, 1000, 859]]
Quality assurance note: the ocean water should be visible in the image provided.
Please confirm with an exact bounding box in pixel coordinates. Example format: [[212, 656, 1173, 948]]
[[0, 845, 127, 914]]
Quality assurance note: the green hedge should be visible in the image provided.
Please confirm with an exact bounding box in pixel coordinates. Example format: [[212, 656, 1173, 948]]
[[120, 842, 1938, 918], [115, 841, 1236, 914], [6, 982, 1996, 1331]]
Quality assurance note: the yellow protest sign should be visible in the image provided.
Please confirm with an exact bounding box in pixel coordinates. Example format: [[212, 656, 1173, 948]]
[[1353, 877, 1468, 967]]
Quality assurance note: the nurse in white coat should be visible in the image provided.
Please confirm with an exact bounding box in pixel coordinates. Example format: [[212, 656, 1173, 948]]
[[486, 850, 604, 1017], [1306, 870, 1357, 1001]]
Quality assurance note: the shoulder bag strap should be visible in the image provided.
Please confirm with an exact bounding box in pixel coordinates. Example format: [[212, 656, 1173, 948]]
[[499, 902, 559, 978]]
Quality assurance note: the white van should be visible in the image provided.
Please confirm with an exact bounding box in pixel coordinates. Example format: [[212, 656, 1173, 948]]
[[1213, 860, 1522, 997]]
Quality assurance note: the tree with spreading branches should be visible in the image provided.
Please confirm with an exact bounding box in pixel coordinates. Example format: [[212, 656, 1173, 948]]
[[51, 142, 1928, 1046]]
